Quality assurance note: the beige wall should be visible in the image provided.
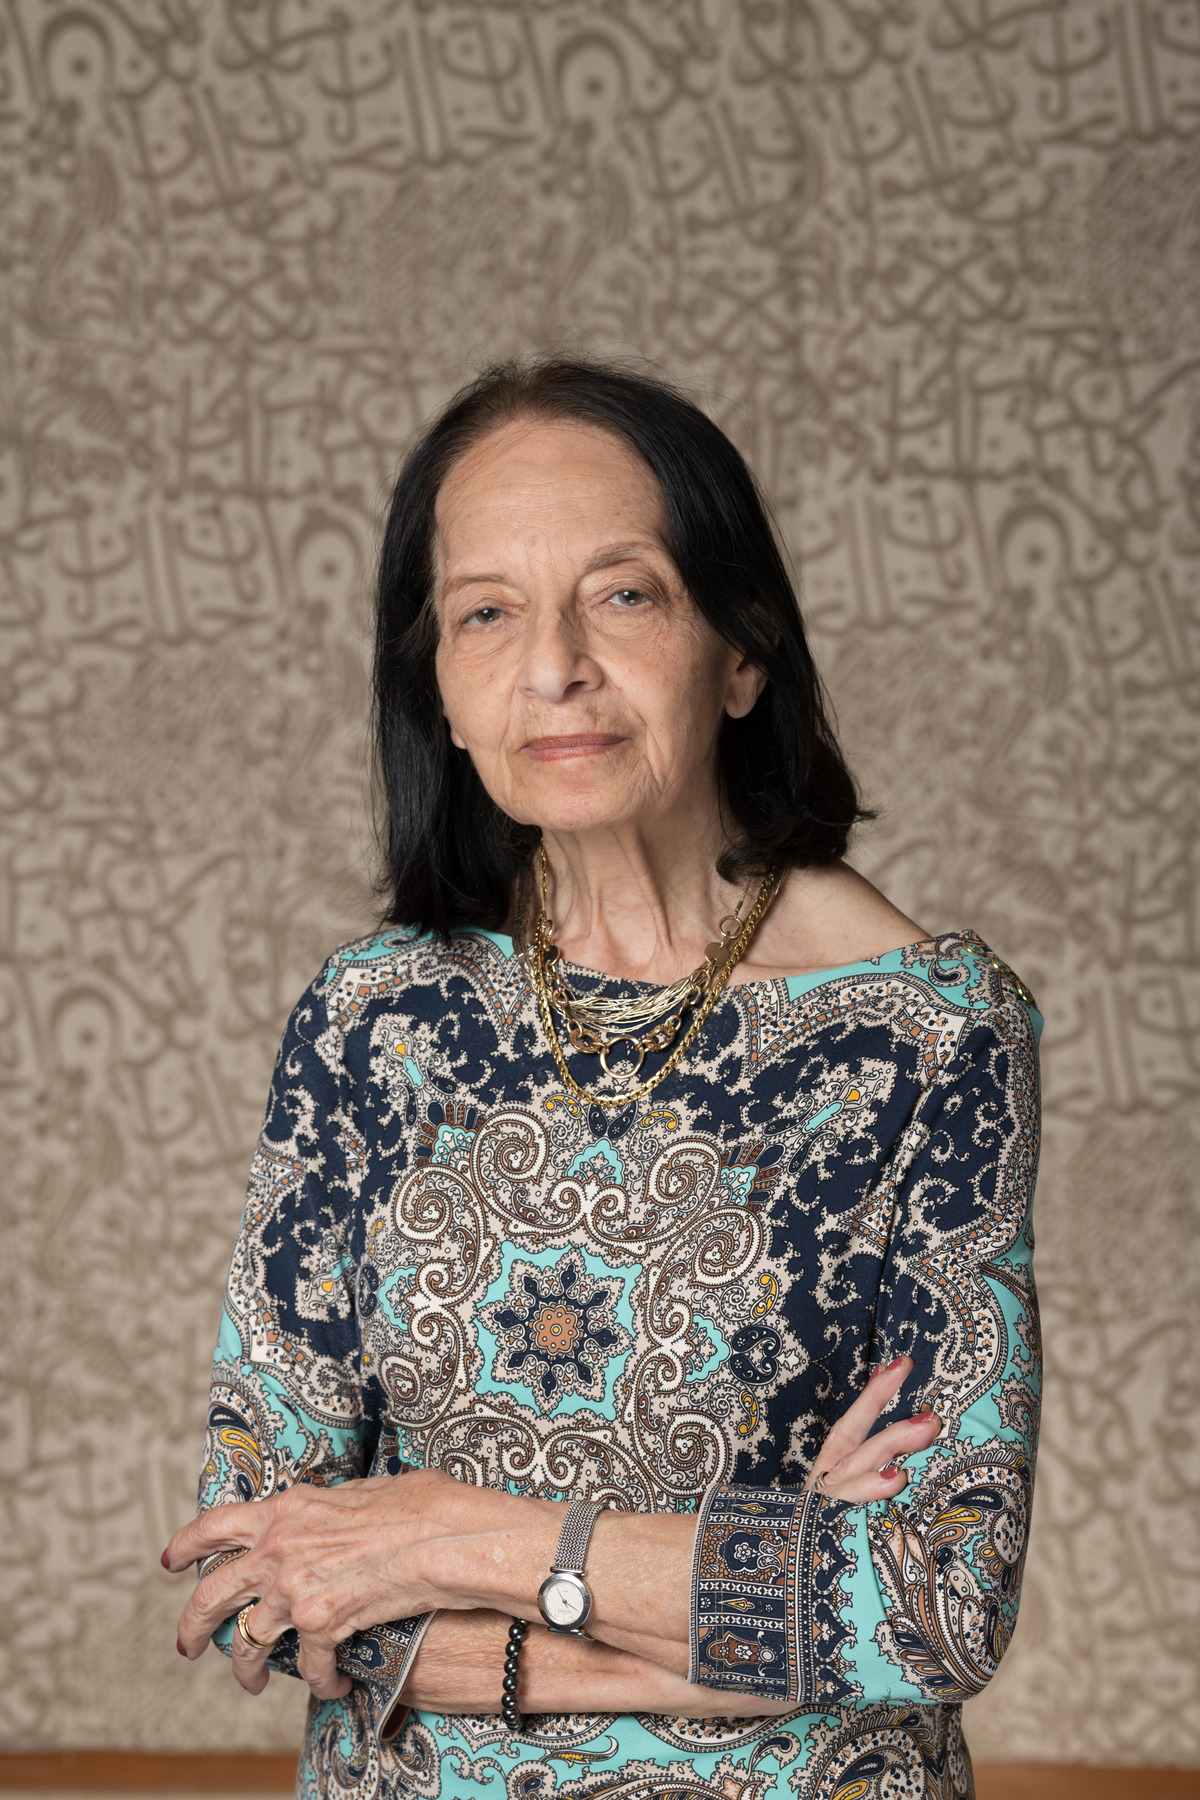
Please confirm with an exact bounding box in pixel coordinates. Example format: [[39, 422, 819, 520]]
[[1, 0, 1196, 1765]]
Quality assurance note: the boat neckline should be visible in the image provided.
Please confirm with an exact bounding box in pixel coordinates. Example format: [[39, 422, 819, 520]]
[[459, 926, 985, 997]]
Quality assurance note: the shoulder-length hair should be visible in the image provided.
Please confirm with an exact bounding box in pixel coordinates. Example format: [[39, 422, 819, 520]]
[[373, 357, 866, 933]]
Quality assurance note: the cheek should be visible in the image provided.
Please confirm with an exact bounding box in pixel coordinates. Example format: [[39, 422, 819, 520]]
[[436, 649, 482, 731], [624, 644, 729, 758], [436, 651, 517, 761]]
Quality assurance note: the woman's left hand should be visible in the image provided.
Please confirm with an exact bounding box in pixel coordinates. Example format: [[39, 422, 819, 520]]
[[165, 1467, 561, 1700], [802, 1353, 941, 1501]]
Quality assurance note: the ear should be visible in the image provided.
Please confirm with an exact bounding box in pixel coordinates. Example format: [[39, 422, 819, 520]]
[[724, 653, 767, 720]]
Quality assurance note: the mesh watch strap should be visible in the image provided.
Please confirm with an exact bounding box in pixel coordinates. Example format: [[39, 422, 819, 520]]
[[551, 1498, 603, 1573]]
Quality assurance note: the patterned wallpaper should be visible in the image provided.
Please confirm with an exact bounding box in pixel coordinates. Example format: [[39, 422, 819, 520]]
[[0, 0, 1196, 1766]]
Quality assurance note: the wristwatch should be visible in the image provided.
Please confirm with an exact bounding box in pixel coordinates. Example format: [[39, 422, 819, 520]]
[[537, 1497, 604, 1637]]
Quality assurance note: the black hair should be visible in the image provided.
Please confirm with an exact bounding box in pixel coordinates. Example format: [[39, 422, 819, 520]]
[[372, 356, 867, 933]]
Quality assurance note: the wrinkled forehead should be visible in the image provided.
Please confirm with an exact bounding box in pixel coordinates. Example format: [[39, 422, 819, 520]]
[[432, 415, 671, 584]]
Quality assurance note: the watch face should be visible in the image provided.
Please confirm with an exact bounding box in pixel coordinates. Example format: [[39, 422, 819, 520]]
[[538, 1571, 589, 1629]]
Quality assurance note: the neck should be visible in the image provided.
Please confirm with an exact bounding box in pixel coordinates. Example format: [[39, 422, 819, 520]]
[[534, 810, 751, 985]]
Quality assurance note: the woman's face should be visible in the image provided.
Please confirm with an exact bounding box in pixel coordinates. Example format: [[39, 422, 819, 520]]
[[433, 417, 764, 839]]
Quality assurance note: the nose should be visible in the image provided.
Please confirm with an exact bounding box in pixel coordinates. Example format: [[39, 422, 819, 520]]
[[518, 601, 600, 704]]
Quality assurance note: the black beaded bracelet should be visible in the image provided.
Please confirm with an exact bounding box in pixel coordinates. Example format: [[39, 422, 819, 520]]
[[500, 1617, 527, 1733]]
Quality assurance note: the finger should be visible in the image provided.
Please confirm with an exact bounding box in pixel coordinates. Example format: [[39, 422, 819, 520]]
[[805, 1355, 913, 1481], [820, 1462, 911, 1505], [836, 1410, 943, 1481], [298, 1640, 352, 1703], [813, 1412, 942, 1505], [229, 1604, 277, 1696], [177, 1561, 265, 1657], [164, 1502, 264, 1574], [825, 1354, 912, 1451]]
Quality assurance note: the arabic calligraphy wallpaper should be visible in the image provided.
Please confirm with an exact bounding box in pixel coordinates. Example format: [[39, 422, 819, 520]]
[[0, 0, 1196, 1767]]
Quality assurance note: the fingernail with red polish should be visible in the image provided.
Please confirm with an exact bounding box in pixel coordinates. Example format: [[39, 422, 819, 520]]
[[177, 1639, 187, 1657], [161, 1550, 171, 1569], [880, 1463, 902, 1478], [886, 1355, 906, 1372], [913, 1408, 940, 1423], [869, 1362, 885, 1380]]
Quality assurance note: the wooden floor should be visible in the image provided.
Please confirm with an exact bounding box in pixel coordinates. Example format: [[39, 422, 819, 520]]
[[2, 1751, 1198, 1798]]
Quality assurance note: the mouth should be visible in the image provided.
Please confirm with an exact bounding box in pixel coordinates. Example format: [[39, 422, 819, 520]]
[[521, 734, 626, 760]]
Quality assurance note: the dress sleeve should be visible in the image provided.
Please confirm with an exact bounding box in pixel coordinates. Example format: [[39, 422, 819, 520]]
[[689, 990, 1041, 1707], [196, 968, 433, 1741]]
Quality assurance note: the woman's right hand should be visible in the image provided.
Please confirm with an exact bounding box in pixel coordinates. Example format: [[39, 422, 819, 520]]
[[397, 1610, 521, 1716], [803, 1353, 942, 1501]]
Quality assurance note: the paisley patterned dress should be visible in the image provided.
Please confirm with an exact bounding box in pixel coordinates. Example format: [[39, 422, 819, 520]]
[[199, 925, 1041, 1800]]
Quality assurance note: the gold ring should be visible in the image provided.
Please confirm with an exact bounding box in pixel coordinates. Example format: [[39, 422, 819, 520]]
[[236, 1604, 272, 1650], [813, 1469, 833, 1497]]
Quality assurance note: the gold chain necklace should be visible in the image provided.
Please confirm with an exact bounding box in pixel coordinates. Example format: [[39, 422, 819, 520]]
[[518, 847, 783, 1110], [529, 847, 755, 1050]]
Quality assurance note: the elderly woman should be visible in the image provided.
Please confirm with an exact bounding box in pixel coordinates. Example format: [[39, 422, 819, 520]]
[[167, 360, 1041, 1800]]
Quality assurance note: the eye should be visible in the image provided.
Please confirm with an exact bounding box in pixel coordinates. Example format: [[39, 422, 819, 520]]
[[464, 605, 504, 626], [605, 588, 648, 608]]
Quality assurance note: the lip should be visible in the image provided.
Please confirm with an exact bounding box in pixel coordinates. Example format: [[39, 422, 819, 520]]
[[522, 734, 625, 759]]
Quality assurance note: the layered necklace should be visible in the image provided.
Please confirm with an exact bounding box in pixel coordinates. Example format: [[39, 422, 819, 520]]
[[517, 843, 783, 1110]]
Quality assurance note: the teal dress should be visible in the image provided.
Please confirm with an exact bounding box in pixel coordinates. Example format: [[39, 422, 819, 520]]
[[198, 927, 1041, 1800]]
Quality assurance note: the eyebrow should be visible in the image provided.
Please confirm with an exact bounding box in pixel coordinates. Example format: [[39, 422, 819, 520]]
[[441, 541, 667, 596]]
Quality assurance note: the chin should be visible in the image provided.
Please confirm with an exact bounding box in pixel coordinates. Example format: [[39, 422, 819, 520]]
[[516, 805, 640, 836], [502, 777, 645, 837]]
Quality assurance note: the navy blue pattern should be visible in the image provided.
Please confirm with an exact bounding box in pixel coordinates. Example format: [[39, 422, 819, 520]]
[[689, 1484, 857, 1705]]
